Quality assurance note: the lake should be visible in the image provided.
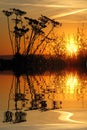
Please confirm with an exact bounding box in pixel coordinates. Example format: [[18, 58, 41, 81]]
[[0, 70, 87, 130]]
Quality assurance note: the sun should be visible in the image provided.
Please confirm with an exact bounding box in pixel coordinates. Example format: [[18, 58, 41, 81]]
[[66, 37, 78, 57]]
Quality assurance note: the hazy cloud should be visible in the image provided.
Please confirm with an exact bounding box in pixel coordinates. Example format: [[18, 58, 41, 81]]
[[52, 9, 87, 19], [20, 3, 72, 8], [0, 0, 87, 23], [0, 2, 71, 8]]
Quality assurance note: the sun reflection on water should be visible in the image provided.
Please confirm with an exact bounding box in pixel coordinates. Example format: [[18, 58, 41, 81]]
[[66, 73, 78, 94], [1, 71, 87, 124]]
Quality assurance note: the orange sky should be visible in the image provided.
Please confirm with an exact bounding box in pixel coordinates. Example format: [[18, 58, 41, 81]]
[[0, 0, 87, 55]]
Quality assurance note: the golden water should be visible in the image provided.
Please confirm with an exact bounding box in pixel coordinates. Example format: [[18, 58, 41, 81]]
[[0, 70, 87, 125]]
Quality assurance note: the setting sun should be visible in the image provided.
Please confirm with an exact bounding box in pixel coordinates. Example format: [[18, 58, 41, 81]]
[[66, 37, 78, 57]]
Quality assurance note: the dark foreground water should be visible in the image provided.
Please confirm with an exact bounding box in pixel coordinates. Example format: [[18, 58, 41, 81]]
[[0, 70, 87, 130]]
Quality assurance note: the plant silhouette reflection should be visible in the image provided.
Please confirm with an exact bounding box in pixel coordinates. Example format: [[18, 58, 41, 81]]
[[3, 71, 87, 124]]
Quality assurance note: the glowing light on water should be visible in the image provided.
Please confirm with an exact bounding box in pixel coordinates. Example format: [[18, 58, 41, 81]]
[[66, 73, 78, 94]]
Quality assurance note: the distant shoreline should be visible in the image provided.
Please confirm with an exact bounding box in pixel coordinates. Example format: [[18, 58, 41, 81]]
[[0, 55, 13, 60], [0, 54, 87, 75]]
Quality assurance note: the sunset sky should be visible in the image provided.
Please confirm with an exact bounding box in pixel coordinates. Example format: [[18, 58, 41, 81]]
[[0, 0, 87, 55]]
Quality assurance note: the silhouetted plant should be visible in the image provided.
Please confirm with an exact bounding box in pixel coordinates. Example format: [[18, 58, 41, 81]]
[[3, 8, 61, 56], [3, 8, 28, 55], [52, 33, 66, 58], [30, 15, 61, 55], [3, 10, 14, 54], [76, 26, 87, 55]]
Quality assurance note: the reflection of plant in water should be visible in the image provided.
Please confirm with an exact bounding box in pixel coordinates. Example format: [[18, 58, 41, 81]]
[[3, 75, 28, 123], [76, 74, 87, 103], [3, 74, 63, 123], [26, 74, 63, 110], [3, 72, 87, 123]]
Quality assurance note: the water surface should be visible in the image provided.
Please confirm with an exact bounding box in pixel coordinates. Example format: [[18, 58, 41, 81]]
[[0, 70, 87, 129]]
